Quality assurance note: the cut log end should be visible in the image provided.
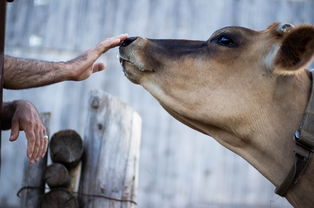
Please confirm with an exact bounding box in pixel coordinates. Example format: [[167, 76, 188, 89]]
[[40, 189, 79, 208], [50, 130, 84, 168], [44, 163, 71, 188]]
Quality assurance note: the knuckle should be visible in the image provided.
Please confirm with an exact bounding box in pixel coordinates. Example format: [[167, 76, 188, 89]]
[[25, 119, 34, 126], [12, 117, 19, 123]]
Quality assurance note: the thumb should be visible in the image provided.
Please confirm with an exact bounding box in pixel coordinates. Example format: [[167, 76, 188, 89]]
[[9, 119, 20, 142], [92, 62, 106, 73]]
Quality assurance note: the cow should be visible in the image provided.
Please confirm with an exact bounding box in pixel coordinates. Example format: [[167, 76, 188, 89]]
[[119, 23, 314, 208]]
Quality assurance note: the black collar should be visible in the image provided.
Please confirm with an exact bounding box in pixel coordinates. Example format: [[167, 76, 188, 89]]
[[275, 70, 314, 197]]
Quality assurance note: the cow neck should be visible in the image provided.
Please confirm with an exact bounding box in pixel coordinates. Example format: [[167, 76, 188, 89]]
[[275, 70, 314, 197]]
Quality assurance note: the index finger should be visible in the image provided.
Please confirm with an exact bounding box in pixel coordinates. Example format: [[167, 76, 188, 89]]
[[25, 130, 36, 162], [97, 34, 129, 53]]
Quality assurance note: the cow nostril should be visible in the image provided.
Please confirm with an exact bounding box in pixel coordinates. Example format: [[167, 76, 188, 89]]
[[120, 37, 137, 47]]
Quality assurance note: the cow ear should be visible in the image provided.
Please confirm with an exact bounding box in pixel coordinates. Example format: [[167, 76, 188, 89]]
[[273, 25, 314, 74]]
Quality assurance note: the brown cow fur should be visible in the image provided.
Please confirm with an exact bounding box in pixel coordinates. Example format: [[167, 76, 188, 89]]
[[119, 23, 314, 208]]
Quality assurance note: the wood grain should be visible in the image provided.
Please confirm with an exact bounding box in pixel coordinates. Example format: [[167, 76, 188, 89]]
[[78, 90, 141, 208]]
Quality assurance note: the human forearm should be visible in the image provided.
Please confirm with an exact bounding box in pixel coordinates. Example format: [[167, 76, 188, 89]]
[[3, 34, 128, 89], [4, 55, 68, 89]]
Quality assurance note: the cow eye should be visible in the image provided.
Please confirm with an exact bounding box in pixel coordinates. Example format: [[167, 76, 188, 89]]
[[212, 35, 235, 47]]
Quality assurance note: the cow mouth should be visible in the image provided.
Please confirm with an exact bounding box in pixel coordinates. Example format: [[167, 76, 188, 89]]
[[119, 54, 153, 72], [119, 56, 133, 66], [118, 54, 145, 84]]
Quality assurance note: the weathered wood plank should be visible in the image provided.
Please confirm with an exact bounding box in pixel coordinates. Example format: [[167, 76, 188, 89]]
[[19, 112, 51, 208], [79, 90, 141, 208]]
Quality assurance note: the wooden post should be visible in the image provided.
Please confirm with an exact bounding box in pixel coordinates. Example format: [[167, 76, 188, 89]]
[[19, 112, 51, 208], [79, 90, 142, 208]]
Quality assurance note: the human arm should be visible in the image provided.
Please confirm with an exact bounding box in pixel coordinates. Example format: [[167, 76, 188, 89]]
[[4, 34, 128, 89], [1, 100, 48, 163]]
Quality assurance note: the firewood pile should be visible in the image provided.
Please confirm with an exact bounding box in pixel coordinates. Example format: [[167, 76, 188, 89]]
[[40, 130, 83, 208]]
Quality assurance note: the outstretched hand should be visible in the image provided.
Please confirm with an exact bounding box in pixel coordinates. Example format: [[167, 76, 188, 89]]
[[9, 100, 48, 163], [65, 34, 128, 81]]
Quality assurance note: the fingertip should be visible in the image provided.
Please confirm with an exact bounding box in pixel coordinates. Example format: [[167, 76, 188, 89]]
[[120, 33, 129, 40], [92, 63, 106, 73], [27, 155, 31, 162], [11, 138, 17, 142], [27, 147, 33, 160], [27, 151, 32, 159], [9, 132, 19, 142], [98, 63, 106, 71]]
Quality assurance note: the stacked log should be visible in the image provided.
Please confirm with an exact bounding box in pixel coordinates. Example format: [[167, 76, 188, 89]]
[[49, 130, 84, 169], [44, 163, 71, 188], [40, 130, 84, 208], [40, 189, 79, 208]]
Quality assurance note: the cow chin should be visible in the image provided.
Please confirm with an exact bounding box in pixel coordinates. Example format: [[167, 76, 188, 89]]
[[120, 60, 144, 84]]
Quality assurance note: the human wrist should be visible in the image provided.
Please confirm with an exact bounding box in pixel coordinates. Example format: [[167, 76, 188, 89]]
[[54, 61, 72, 82]]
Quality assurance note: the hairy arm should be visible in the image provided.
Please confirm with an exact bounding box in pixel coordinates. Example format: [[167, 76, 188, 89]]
[[4, 34, 128, 89], [4, 56, 66, 89]]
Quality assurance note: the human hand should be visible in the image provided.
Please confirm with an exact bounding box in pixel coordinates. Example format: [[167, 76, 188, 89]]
[[9, 100, 48, 163], [64, 34, 128, 81]]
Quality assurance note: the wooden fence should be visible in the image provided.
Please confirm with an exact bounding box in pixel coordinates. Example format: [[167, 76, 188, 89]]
[[16, 91, 141, 208]]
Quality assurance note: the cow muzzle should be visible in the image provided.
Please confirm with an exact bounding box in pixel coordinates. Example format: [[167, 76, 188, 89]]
[[119, 36, 155, 83]]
